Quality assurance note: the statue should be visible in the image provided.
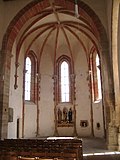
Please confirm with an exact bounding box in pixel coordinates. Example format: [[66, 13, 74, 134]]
[[57, 108, 62, 123], [63, 107, 68, 122], [68, 108, 72, 123]]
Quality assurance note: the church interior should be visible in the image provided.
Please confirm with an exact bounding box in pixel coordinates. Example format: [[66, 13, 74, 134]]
[[0, 0, 120, 159]]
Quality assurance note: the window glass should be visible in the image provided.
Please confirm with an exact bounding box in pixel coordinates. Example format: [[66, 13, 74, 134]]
[[61, 61, 69, 102], [25, 57, 31, 100], [96, 54, 102, 100]]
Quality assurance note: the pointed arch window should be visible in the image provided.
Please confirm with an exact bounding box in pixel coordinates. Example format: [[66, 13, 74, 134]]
[[55, 56, 73, 103], [25, 57, 31, 100], [24, 52, 37, 102], [61, 61, 70, 102], [96, 54, 102, 100], [90, 52, 102, 102]]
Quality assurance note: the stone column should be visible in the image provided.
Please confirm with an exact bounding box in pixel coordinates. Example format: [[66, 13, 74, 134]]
[[112, 0, 120, 126], [108, 124, 118, 150], [0, 49, 11, 139], [108, 0, 120, 151], [118, 126, 120, 151]]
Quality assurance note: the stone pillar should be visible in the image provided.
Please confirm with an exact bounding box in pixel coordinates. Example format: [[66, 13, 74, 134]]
[[117, 126, 120, 151], [112, 0, 120, 126], [110, 0, 120, 151], [0, 49, 11, 139], [108, 124, 118, 150]]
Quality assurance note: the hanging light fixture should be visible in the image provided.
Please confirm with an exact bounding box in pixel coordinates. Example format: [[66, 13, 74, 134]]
[[75, 0, 79, 18]]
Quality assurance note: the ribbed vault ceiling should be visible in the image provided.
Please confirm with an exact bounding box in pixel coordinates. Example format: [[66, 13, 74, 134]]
[[16, 3, 100, 64]]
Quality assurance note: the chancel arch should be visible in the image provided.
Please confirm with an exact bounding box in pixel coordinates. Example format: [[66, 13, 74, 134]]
[[0, 0, 111, 144]]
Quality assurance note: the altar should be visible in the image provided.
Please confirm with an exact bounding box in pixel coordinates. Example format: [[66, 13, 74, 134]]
[[0, 137, 83, 160]]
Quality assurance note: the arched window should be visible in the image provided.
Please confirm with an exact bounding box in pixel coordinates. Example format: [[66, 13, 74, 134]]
[[24, 52, 37, 102], [61, 61, 70, 102], [25, 57, 31, 100], [55, 56, 73, 103], [96, 54, 102, 100], [89, 51, 102, 102]]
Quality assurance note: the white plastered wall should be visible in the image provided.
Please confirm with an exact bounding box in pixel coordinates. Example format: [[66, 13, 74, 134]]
[[24, 102, 37, 138], [75, 51, 91, 136], [8, 41, 24, 139], [38, 45, 55, 137], [92, 101, 104, 137]]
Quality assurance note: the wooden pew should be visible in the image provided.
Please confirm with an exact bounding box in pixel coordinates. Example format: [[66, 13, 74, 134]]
[[0, 137, 83, 160]]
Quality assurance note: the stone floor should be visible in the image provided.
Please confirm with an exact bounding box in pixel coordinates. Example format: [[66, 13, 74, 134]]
[[82, 137, 108, 154], [82, 137, 120, 160]]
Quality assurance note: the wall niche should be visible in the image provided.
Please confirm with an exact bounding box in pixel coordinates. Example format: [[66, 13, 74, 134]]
[[80, 120, 88, 127], [57, 106, 74, 127]]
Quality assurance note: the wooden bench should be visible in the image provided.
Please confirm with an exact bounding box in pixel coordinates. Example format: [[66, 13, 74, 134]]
[[0, 137, 83, 160]]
